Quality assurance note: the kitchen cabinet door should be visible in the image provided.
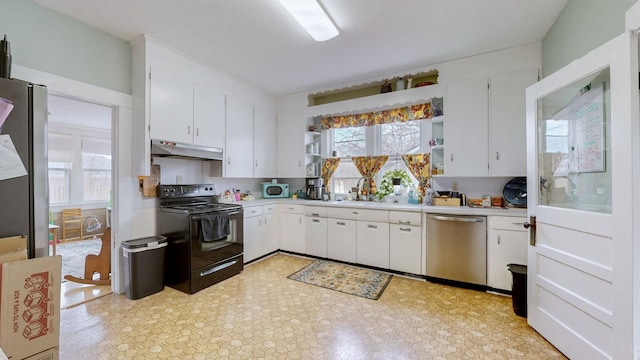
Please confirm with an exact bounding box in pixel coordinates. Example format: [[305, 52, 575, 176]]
[[262, 211, 279, 255], [279, 212, 305, 253], [305, 217, 327, 258], [444, 77, 489, 176], [487, 216, 527, 291], [389, 224, 422, 274], [225, 96, 254, 178], [254, 105, 278, 178], [148, 45, 194, 144], [243, 215, 262, 263], [488, 69, 538, 176], [193, 82, 225, 149], [277, 111, 306, 178], [356, 221, 390, 269], [327, 218, 356, 263]]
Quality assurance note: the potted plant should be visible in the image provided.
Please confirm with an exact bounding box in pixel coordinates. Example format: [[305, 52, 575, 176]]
[[375, 169, 412, 201]]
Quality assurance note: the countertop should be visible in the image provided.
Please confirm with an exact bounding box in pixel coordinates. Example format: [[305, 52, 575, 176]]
[[236, 198, 527, 217]]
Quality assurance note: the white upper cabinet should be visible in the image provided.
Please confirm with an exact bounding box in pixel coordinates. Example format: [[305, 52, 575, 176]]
[[225, 96, 254, 178], [277, 95, 307, 178], [444, 77, 489, 176], [193, 82, 225, 149], [488, 69, 538, 176], [147, 42, 195, 144], [254, 105, 278, 178]]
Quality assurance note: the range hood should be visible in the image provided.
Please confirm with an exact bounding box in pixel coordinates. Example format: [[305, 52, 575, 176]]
[[151, 140, 223, 161]]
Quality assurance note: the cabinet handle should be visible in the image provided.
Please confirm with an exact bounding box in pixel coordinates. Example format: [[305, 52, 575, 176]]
[[367, 224, 377, 229], [288, 207, 294, 210], [352, 211, 359, 215], [196, 128, 200, 136], [312, 219, 320, 223], [398, 220, 411, 224], [337, 222, 346, 226], [264, 218, 267, 225], [188, 125, 191, 135], [497, 235, 501, 245], [400, 228, 412, 232], [259, 219, 262, 226], [496, 151, 500, 160], [311, 213, 320, 216], [450, 153, 454, 162], [298, 161, 302, 167], [299, 217, 302, 224], [227, 157, 231, 165], [512, 222, 526, 226]]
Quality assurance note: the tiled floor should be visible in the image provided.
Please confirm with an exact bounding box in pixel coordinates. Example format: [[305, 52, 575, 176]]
[[59, 254, 565, 359]]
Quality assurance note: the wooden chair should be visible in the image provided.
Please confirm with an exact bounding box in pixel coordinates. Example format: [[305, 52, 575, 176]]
[[64, 227, 111, 286], [62, 208, 83, 241]]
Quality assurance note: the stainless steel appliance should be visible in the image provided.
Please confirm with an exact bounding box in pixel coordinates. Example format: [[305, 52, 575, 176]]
[[306, 177, 324, 200], [0, 77, 48, 258], [426, 214, 487, 287], [158, 184, 243, 294]]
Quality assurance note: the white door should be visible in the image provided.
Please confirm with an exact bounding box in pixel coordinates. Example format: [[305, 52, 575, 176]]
[[525, 33, 635, 359]]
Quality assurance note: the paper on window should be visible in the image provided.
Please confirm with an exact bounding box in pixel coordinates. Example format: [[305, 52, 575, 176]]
[[0, 97, 13, 133], [0, 134, 27, 181]]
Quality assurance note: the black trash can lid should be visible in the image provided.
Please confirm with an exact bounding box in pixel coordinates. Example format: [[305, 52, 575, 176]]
[[507, 263, 527, 274], [122, 235, 167, 249]]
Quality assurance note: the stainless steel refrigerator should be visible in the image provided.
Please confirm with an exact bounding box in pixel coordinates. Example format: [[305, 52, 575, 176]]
[[0, 77, 48, 258]]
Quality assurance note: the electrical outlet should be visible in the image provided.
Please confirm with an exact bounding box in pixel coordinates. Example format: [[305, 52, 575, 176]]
[[452, 181, 459, 191]]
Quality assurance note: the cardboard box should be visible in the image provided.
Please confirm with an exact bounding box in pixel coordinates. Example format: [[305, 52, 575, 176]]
[[433, 197, 461, 206], [22, 347, 58, 360], [0, 256, 61, 360], [0, 237, 28, 264]]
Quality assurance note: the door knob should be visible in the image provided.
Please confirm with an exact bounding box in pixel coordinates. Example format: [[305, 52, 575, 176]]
[[523, 216, 537, 246]]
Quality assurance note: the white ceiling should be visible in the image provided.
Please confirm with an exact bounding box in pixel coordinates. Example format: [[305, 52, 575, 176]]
[[33, 0, 568, 96]]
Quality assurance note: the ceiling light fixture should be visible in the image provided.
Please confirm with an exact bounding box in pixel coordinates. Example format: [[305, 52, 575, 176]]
[[277, 0, 338, 42]]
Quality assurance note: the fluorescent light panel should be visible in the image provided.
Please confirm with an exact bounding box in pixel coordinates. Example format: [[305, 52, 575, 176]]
[[277, 0, 338, 41]]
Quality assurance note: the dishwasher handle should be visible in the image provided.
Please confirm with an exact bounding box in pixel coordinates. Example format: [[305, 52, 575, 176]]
[[430, 214, 485, 223]]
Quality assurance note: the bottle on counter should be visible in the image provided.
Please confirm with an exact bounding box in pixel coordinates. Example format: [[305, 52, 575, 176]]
[[425, 186, 435, 206]]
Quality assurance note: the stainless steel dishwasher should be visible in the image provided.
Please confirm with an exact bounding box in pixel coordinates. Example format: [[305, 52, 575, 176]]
[[426, 214, 487, 286]]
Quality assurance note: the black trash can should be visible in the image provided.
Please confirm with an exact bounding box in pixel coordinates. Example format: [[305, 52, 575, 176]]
[[122, 235, 168, 300], [507, 263, 527, 317]]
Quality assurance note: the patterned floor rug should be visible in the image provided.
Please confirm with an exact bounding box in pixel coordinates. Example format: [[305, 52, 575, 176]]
[[287, 260, 392, 300]]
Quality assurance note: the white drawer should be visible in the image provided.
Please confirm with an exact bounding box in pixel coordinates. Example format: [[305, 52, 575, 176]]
[[262, 204, 277, 215], [488, 216, 527, 232], [389, 211, 422, 226], [331, 207, 388, 222], [305, 206, 327, 217], [243, 205, 262, 218], [280, 204, 304, 214]]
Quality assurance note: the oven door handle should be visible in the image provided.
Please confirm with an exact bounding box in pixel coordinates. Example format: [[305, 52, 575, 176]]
[[191, 211, 240, 220], [201, 259, 238, 277]]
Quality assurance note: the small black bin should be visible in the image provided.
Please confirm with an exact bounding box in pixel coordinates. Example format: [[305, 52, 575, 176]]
[[507, 263, 527, 317], [122, 235, 168, 300]]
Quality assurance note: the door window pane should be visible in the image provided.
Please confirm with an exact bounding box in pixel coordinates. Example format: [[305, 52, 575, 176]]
[[537, 68, 611, 213]]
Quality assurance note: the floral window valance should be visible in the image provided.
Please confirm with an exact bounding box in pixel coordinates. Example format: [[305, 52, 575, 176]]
[[321, 102, 432, 130]]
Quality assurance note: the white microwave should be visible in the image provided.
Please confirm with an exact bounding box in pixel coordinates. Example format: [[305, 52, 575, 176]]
[[261, 183, 289, 198]]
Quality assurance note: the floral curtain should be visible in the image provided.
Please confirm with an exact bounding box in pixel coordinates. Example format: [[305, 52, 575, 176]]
[[322, 102, 432, 130], [351, 156, 389, 196], [402, 153, 431, 196], [321, 158, 341, 190]]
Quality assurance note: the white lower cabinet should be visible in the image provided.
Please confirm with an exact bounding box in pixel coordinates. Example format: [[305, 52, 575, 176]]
[[279, 204, 305, 253], [389, 224, 422, 274], [305, 206, 327, 258], [262, 204, 279, 254], [356, 221, 390, 269], [243, 206, 263, 263], [327, 218, 357, 263], [487, 216, 528, 291]]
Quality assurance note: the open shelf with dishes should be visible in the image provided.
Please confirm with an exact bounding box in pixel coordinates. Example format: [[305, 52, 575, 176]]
[[430, 98, 445, 176]]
